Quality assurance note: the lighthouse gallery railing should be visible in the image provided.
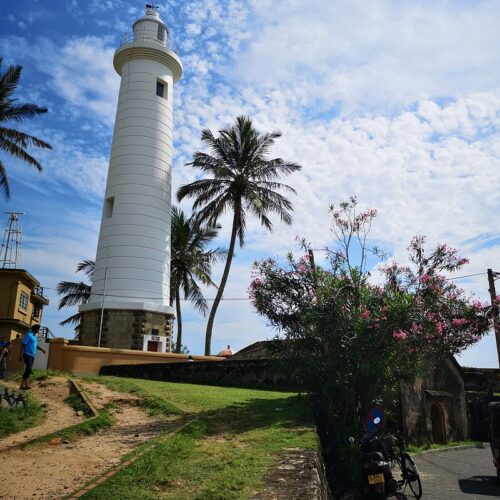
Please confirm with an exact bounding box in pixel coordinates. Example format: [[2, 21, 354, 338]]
[[119, 28, 179, 55]]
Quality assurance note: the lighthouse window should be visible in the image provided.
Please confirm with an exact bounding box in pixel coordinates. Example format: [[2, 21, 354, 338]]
[[157, 25, 165, 43], [156, 80, 166, 98], [104, 197, 114, 218]]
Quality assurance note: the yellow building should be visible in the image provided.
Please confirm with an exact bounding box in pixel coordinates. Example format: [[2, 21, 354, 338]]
[[0, 268, 49, 341]]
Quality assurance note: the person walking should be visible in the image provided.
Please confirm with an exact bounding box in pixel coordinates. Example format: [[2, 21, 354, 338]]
[[0, 340, 10, 379], [19, 325, 45, 390]]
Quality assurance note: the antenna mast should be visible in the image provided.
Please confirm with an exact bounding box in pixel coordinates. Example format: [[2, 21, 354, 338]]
[[1, 212, 24, 268]]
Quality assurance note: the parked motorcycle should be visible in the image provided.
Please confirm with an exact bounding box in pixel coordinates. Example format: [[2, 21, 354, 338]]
[[356, 406, 422, 499], [360, 433, 398, 499]]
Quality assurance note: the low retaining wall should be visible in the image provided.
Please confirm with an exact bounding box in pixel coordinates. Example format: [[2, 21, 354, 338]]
[[100, 358, 301, 389], [251, 448, 330, 499], [0, 385, 26, 410], [7, 338, 223, 376]]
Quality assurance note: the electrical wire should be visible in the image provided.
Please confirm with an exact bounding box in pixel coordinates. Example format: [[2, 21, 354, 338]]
[[39, 272, 489, 302], [444, 272, 485, 281]]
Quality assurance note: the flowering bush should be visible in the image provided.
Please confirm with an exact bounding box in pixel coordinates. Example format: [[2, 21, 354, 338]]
[[249, 198, 490, 440]]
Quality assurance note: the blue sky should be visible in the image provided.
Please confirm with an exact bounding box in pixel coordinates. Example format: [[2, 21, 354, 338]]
[[1, 0, 499, 366]]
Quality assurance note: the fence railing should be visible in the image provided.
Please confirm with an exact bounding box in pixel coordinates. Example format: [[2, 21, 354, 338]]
[[32, 285, 48, 300], [119, 29, 179, 54]]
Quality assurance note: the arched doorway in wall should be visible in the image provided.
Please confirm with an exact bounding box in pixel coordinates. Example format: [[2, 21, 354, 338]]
[[430, 403, 447, 444]]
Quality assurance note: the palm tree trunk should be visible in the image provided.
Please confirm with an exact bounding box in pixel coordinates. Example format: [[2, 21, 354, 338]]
[[175, 282, 182, 353], [204, 210, 239, 355]]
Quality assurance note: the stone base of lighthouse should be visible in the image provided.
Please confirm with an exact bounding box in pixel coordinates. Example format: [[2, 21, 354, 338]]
[[79, 309, 173, 351]]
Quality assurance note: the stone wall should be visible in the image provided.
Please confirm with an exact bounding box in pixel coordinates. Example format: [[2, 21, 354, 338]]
[[463, 367, 500, 441], [80, 309, 172, 350], [463, 367, 500, 393], [100, 358, 302, 389], [251, 448, 330, 499], [0, 385, 26, 410], [400, 357, 468, 445]]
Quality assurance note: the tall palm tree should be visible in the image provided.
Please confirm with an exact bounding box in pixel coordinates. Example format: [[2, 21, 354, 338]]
[[170, 206, 226, 353], [56, 260, 94, 335], [0, 58, 52, 200], [178, 116, 302, 355]]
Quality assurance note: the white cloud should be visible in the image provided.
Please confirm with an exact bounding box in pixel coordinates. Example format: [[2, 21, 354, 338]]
[[234, 0, 500, 114], [0, 35, 120, 126]]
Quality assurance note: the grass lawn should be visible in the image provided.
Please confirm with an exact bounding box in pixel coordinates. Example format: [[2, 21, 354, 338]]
[[0, 385, 46, 438], [77, 377, 317, 499]]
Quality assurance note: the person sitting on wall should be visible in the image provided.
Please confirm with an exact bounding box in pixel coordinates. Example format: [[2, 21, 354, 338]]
[[19, 324, 46, 390]]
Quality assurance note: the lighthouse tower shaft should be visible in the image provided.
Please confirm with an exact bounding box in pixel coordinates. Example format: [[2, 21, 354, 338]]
[[80, 6, 182, 351]]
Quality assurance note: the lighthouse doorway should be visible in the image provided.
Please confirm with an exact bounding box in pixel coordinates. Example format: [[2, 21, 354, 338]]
[[142, 334, 169, 353], [147, 340, 159, 352]]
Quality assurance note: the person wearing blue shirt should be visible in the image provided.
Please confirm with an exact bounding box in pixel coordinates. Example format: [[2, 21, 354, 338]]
[[19, 324, 46, 390]]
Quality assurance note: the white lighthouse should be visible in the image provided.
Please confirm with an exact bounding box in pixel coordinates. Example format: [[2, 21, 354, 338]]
[[80, 5, 182, 351]]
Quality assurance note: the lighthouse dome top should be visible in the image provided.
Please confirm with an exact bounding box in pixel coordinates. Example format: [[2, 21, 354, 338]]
[[114, 3, 182, 81], [133, 5, 169, 40]]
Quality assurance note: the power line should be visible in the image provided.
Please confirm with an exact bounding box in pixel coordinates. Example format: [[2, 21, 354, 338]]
[[41, 272, 486, 302], [444, 272, 485, 281]]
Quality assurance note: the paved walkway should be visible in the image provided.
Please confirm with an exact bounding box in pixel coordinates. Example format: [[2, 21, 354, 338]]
[[416, 445, 499, 499]]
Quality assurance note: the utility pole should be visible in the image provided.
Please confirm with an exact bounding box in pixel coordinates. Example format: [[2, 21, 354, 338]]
[[487, 268, 500, 367], [308, 248, 316, 273]]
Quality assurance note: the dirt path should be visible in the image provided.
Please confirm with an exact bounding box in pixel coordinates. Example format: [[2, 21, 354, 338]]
[[0, 378, 177, 500], [0, 377, 84, 450]]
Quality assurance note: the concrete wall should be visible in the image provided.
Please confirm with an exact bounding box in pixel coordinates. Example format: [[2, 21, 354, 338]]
[[6, 338, 221, 375]]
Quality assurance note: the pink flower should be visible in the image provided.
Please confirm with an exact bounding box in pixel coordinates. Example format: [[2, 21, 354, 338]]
[[361, 310, 370, 320], [435, 321, 446, 335], [452, 318, 468, 328], [393, 330, 408, 340]]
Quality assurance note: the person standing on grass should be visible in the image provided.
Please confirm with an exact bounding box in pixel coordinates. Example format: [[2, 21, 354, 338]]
[[0, 341, 10, 379], [19, 324, 45, 390]]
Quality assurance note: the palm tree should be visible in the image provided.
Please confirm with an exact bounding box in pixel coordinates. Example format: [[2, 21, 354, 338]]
[[56, 260, 94, 335], [0, 58, 52, 200], [178, 116, 302, 354], [170, 206, 226, 353]]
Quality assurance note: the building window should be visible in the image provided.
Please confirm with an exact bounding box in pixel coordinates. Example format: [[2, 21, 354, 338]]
[[19, 291, 28, 311], [151, 328, 159, 336], [157, 25, 165, 43], [156, 81, 165, 98], [33, 303, 42, 319], [104, 197, 114, 218]]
